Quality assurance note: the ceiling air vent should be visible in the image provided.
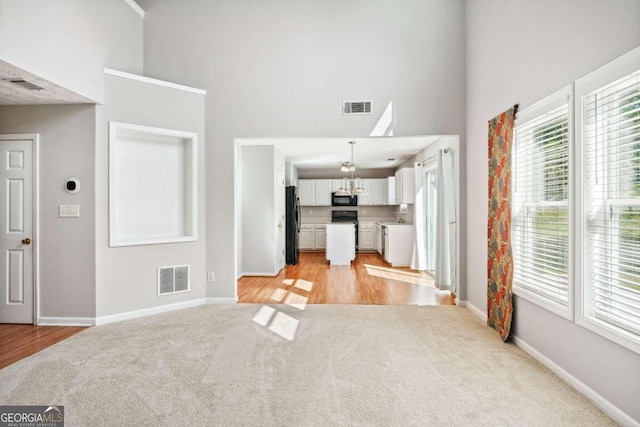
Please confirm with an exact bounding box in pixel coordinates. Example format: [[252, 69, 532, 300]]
[[343, 100, 372, 115], [158, 265, 190, 295], [3, 78, 44, 91]]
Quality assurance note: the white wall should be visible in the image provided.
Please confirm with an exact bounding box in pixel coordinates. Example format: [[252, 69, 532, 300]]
[[95, 73, 206, 317], [0, 105, 96, 319], [139, 0, 466, 298], [0, 0, 143, 103], [465, 0, 640, 422], [285, 161, 299, 186], [241, 145, 282, 275]]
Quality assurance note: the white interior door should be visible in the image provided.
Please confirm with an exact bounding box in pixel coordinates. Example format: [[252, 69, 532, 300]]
[[0, 136, 35, 324]]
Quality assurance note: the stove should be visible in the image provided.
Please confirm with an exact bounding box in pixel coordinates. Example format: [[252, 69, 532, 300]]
[[331, 210, 359, 251]]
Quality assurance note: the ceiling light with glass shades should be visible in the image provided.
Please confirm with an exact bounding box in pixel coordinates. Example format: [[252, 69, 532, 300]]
[[336, 141, 368, 196]]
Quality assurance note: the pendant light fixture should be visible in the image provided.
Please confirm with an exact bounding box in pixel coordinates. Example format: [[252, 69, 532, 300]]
[[336, 141, 368, 196]]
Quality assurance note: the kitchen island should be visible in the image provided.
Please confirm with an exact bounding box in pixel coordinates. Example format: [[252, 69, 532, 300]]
[[325, 223, 356, 265]]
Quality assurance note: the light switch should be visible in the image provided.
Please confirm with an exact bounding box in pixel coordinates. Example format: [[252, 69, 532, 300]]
[[59, 204, 80, 218]]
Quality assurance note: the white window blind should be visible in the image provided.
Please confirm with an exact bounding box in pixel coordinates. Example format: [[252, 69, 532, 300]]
[[513, 104, 570, 307], [584, 69, 640, 336]]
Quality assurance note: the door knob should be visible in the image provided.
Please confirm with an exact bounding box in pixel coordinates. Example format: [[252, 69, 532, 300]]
[[21, 238, 31, 245]]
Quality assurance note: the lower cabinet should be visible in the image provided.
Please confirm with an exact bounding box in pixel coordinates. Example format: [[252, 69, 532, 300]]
[[359, 222, 375, 251], [384, 224, 414, 267], [299, 223, 328, 250], [375, 223, 383, 254], [315, 224, 327, 249], [299, 224, 315, 250]]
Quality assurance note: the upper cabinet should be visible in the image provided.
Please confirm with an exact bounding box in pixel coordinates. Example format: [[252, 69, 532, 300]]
[[315, 180, 333, 205], [299, 177, 399, 206], [358, 179, 386, 205], [298, 179, 316, 205], [299, 179, 332, 206], [385, 177, 398, 205], [395, 168, 415, 204]]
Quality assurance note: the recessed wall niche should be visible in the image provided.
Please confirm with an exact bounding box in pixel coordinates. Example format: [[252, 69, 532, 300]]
[[109, 122, 198, 247]]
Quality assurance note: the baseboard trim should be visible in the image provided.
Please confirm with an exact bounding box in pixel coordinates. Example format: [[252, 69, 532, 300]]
[[463, 301, 486, 320], [240, 272, 279, 277], [38, 317, 95, 327], [95, 299, 206, 326], [205, 297, 238, 305], [512, 336, 639, 427]]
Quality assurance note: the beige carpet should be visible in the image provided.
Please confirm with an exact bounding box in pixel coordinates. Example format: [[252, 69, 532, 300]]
[[0, 304, 615, 426]]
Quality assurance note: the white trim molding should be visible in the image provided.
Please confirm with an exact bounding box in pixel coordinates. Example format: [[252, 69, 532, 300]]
[[104, 68, 206, 95], [239, 272, 279, 277], [463, 301, 487, 321], [38, 317, 95, 327], [95, 299, 206, 326], [123, 0, 145, 18], [512, 336, 640, 427]]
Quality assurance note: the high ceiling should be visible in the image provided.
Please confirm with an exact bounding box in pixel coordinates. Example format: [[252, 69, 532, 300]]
[[0, 60, 92, 105], [239, 136, 441, 170]]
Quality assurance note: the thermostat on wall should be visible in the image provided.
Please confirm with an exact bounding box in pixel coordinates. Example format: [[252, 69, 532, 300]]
[[65, 178, 81, 193]]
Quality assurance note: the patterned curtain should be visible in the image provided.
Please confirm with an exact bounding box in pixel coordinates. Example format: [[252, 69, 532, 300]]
[[487, 106, 517, 341]]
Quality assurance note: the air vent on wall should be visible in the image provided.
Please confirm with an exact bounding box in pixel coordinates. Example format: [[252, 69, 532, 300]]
[[158, 265, 190, 295], [343, 100, 372, 115], [3, 78, 44, 91]]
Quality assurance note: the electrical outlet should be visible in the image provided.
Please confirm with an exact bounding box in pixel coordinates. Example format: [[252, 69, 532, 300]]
[[362, 210, 367, 216], [59, 204, 80, 218], [309, 210, 313, 216], [207, 272, 215, 282]]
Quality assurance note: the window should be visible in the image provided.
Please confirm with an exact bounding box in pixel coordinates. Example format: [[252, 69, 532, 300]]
[[512, 87, 572, 318], [511, 46, 640, 354], [577, 51, 640, 351]]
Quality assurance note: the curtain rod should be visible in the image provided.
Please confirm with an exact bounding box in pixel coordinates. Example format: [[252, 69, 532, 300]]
[[513, 103, 519, 118], [418, 147, 451, 166]]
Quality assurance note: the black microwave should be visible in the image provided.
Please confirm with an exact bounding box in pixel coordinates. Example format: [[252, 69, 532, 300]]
[[331, 192, 358, 206]]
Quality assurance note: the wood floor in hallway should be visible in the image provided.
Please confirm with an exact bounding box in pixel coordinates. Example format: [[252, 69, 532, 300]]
[[238, 252, 455, 305], [0, 324, 86, 369]]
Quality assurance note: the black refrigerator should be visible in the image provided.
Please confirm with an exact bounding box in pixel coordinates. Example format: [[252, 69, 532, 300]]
[[285, 186, 301, 265]]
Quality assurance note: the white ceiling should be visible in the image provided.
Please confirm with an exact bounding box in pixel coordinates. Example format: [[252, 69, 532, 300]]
[[238, 136, 441, 170], [0, 60, 93, 105]]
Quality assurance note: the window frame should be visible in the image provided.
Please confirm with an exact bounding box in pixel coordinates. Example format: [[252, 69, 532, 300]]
[[575, 46, 640, 355], [512, 85, 575, 320]]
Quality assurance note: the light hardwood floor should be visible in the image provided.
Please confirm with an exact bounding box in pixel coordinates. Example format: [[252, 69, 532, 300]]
[[238, 252, 455, 305], [0, 324, 86, 369]]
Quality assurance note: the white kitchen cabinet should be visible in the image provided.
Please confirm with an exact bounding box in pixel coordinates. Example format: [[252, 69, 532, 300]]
[[298, 179, 332, 206], [315, 179, 333, 205], [356, 179, 373, 205], [298, 180, 316, 206], [369, 179, 385, 205], [298, 223, 331, 250], [385, 177, 398, 205], [359, 222, 375, 251], [332, 179, 343, 192], [384, 224, 414, 267], [315, 223, 327, 249], [375, 222, 383, 254], [395, 168, 415, 204], [299, 224, 315, 249], [326, 223, 356, 265]]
